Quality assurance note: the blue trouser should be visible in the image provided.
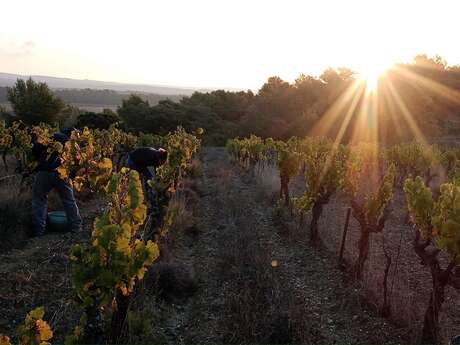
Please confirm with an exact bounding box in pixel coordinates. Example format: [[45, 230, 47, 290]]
[[32, 171, 82, 235]]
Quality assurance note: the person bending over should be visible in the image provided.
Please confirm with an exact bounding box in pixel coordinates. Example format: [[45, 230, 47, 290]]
[[31, 130, 82, 236], [127, 147, 168, 180]]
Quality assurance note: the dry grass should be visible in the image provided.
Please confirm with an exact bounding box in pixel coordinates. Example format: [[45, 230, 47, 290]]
[[0, 174, 68, 244], [215, 188, 318, 345], [253, 161, 280, 203], [167, 193, 196, 233], [140, 177, 201, 302], [207, 164, 232, 184], [0, 177, 33, 250], [159, 178, 201, 253], [144, 261, 197, 302], [187, 158, 202, 179]]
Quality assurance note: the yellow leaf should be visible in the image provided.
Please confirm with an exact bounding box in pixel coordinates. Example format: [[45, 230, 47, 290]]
[[145, 241, 160, 264], [20, 335, 31, 345], [137, 268, 146, 280], [57, 166, 68, 180], [121, 222, 131, 234], [98, 158, 113, 171], [0, 335, 11, 345], [116, 237, 130, 255], [132, 204, 147, 224], [28, 307, 45, 321], [35, 319, 53, 341], [73, 177, 85, 192]]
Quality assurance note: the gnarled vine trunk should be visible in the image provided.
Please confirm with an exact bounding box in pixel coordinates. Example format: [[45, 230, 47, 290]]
[[309, 202, 324, 244], [1, 151, 8, 172], [381, 235, 392, 317], [412, 230, 456, 345], [421, 276, 445, 345], [351, 201, 389, 281], [279, 173, 290, 206], [83, 304, 105, 345], [110, 289, 131, 343], [354, 228, 370, 280]]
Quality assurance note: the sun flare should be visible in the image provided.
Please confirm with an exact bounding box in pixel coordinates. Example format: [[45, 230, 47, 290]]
[[357, 60, 393, 92]]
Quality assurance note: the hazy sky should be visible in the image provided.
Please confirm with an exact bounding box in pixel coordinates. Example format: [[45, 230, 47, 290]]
[[2, 0, 460, 89]]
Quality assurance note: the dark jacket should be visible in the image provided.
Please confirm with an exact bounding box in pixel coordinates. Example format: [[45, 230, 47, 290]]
[[128, 147, 166, 169], [32, 133, 69, 172], [127, 147, 167, 180]]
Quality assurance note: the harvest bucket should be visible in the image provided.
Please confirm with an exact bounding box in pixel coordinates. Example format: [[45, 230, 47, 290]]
[[47, 211, 69, 232]]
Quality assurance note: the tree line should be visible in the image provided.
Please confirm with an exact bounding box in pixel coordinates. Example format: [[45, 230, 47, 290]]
[[2, 54, 460, 145]]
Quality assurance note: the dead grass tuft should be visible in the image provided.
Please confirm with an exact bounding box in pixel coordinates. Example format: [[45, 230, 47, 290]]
[[217, 203, 318, 344], [168, 193, 196, 234], [187, 158, 202, 179], [144, 261, 197, 302], [208, 164, 232, 182], [0, 178, 33, 250], [253, 162, 280, 203]]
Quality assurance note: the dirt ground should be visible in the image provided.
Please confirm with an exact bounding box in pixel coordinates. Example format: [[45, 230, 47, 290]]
[[254, 157, 460, 344], [142, 148, 411, 345], [0, 196, 104, 340], [314, 190, 460, 344], [0, 147, 457, 344]]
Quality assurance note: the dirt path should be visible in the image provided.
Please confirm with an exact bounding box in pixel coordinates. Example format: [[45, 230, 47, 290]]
[[158, 147, 408, 345]]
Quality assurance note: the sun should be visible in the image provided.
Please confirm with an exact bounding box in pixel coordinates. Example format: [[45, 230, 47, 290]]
[[357, 60, 393, 91]]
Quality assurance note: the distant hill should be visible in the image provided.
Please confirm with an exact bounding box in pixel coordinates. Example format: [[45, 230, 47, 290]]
[[0, 72, 204, 111], [0, 85, 185, 112], [0, 72, 213, 95]]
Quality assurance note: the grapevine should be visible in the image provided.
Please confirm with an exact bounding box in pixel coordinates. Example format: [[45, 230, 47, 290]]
[[0, 307, 53, 345], [343, 143, 396, 280], [404, 176, 460, 344], [296, 136, 347, 243], [386, 142, 440, 186], [0, 121, 202, 344], [68, 169, 159, 343], [147, 127, 202, 237]]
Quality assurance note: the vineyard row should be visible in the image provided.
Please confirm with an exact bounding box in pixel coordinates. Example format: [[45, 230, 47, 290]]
[[227, 135, 460, 345]]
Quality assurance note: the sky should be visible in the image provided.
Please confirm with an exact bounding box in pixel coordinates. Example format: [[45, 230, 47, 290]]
[[1, 0, 460, 90]]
